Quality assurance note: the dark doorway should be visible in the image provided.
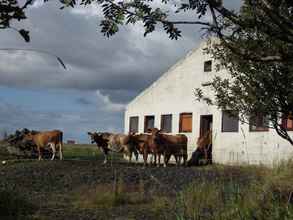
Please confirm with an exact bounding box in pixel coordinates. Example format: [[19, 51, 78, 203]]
[[187, 115, 213, 166], [200, 115, 213, 137], [200, 114, 213, 164]]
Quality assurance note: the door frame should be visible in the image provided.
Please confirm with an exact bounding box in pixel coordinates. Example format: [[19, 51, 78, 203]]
[[199, 114, 213, 137]]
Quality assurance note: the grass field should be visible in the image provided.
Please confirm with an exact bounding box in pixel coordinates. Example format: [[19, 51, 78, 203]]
[[0, 144, 293, 220], [63, 144, 123, 161], [63, 144, 105, 160]]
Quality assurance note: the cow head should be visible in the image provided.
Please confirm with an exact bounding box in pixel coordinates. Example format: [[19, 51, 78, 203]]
[[147, 128, 163, 145], [22, 133, 35, 146], [87, 132, 110, 146], [87, 132, 101, 144]]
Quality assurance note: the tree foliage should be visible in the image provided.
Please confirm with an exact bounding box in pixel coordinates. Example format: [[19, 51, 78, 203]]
[[197, 0, 293, 145], [0, 0, 67, 68], [0, 0, 34, 42]]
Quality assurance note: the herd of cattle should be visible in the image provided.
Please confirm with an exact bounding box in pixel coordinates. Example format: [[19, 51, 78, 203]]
[[88, 128, 188, 167], [3, 128, 213, 167]]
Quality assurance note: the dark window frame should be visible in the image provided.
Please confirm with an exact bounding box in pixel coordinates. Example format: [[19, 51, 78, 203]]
[[221, 110, 239, 132], [179, 112, 193, 133], [249, 113, 269, 132], [204, 60, 212, 72], [129, 116, 139, 133], [161, 114, 172, 133], [144, 115, 155, 133]]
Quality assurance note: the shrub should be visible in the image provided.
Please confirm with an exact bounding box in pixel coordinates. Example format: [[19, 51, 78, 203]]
[[175, 164, 293, 220]]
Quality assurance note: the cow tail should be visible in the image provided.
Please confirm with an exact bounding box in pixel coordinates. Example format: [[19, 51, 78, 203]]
[[59, 131, 63, 143]]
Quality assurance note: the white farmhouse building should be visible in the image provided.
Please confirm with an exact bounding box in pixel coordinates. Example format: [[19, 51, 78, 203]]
[[124, 40, 293, 166]]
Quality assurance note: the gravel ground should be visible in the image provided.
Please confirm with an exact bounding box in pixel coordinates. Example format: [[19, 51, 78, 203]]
[[0, 159, 257, 220]]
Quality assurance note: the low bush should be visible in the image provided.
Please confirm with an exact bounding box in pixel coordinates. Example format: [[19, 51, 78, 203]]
[[174, 162, 293, 220]]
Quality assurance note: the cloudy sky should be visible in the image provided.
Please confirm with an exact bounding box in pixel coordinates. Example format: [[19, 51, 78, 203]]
[[0, 0, 241, 143]]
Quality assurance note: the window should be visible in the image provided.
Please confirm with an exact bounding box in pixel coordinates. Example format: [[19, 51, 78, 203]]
[[282, 117, 293, 131], [204, 60, 212, 72], [161, 114, 172, 133], [179, 113, 192, 133], [144, 115, 155, 132], [249, 113, 269, 132], [222, 110, 239, 132], [129, 116, 139, 133]]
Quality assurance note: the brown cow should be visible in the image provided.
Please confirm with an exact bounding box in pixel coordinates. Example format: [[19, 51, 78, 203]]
[[23, 130, 63, 160], [129, 133, 150, 154], [128, 133, 159, 166], [149, 128, 188, 167], [196, 130, 212, 164], [88, 132, 138, 164]]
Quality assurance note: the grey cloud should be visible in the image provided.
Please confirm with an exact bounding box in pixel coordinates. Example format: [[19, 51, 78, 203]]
[[0, 1, 242, 101], [0, 1, 199, 94]]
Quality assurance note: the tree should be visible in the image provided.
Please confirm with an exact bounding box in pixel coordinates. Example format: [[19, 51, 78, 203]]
[[0, 0, 34, 42], [195, 0, 293, 145], [2, 0, 293, 144], [0, 0, 66, 68]]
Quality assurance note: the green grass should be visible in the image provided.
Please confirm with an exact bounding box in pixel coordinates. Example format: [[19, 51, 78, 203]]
[[162, 162, 293, 220], [73, 160, 293, 220], [62, 144, 123, 161], [63, 144, 101, 160]]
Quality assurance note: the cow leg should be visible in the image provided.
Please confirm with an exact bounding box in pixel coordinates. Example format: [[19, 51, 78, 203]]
[[174, 155, 179, 166], [103, 150, 108, 164], [164, 153, 171, 167], [149, 154, 154, 165], [59, 142, 63, 160], [153, 153, 157, 166], [143, 149, 148, 167], [183, 154, 187, 166], [128, 150, 132, 163], [99, 147, 108, 164], [50, 143, 56, 160], [134, 149, 139, 161], [176, 154, 182, 166], [157, 153, 161, 167], [38, 147, 42, 161]]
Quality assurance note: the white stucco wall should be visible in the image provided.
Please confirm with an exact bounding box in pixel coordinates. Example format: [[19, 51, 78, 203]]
[[124, 41, 293, 166]]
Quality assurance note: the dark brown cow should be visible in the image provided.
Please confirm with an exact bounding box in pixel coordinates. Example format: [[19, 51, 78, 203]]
[[23, 130, 63, 160], [88, 132, 138, 164], [88, 132, 111, 163], [129, 133, 150, 154], [129, 133, 160, 166], [149, 128, 188, 167]]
